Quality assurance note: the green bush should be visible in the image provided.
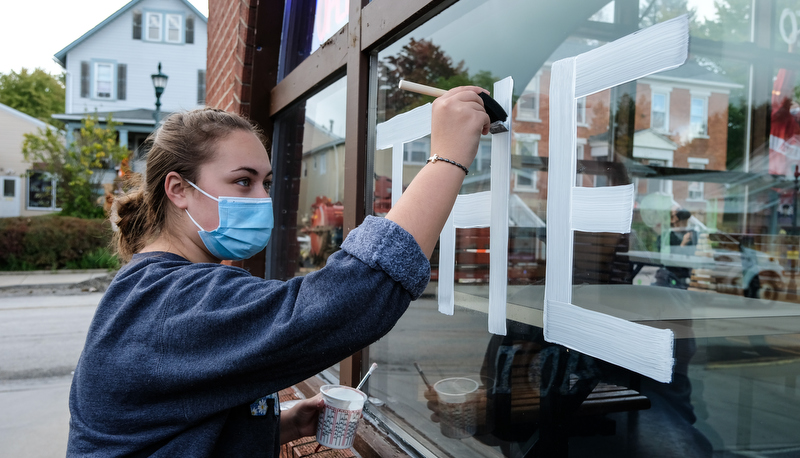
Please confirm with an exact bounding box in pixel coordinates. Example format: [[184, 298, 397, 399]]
[[0, 214, 118, 271]]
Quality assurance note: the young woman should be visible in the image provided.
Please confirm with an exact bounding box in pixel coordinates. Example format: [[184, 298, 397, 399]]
[[67, 86, 491, 456]]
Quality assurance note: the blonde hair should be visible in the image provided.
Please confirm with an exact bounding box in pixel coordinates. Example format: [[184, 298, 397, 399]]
[[111, 108, 266, 261]]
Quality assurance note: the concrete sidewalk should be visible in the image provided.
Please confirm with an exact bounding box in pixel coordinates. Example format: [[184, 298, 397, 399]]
[[0, 269, 113, 289]]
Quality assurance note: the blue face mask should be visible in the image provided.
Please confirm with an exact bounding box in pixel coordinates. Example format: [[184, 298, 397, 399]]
[[184, 180, 274, 261]]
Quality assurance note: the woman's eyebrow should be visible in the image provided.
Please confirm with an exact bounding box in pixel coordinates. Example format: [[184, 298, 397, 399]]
[[230, 167, 259, 176]]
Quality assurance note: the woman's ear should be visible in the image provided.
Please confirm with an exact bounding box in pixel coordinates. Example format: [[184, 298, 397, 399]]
[[164, 172, 189, 210]]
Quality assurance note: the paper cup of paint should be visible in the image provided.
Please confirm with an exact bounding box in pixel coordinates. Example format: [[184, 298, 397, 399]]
[[434, 377, 479, 439], [315, 385, 367, 449]]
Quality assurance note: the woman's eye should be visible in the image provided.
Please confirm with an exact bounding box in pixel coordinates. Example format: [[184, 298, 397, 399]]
[[236, 178, 251, 187], [263, 181, 273, 193]]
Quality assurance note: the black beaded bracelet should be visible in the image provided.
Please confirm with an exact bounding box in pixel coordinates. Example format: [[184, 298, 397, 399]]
[[426, 154, 469, 175]]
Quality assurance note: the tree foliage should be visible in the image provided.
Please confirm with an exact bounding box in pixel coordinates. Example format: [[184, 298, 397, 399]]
[[0, 68, 65, 127], [22, 113, 129, 219], [378, 38, 500, 120]]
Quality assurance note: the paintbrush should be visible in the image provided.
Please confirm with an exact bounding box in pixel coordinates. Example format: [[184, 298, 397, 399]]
[[398, 80, 509, 134]]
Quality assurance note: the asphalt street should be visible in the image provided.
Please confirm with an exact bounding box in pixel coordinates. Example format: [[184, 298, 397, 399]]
[[0, 292, 102, 458]]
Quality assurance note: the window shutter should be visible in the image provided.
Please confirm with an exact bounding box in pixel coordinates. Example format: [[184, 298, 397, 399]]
[[186, 16, 194, 44], [80, 62, 90, 98], [133, 11, 142, 39], [197, 70, 206, 105], [117, 64, 127, 100]]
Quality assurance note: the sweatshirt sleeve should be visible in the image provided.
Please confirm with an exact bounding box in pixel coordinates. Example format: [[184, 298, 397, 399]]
[[340, 215, 431, 299], [134, 216, 430, 415]]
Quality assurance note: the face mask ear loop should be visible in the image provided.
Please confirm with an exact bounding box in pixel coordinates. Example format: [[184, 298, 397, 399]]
[[185, 209, 206, 231], [185, 179, 220, 202], [183, 179, 219, 232]]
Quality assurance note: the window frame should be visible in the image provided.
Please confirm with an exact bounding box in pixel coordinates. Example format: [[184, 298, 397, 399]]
[[687, 157, 709, 201], [145, 11, 163, 42], [516, 73, 541, 122], [689, 91, 710, 138], [576, 96, 587, 126], [26, 171, 59, 211], [92, 60, 116, 100], [254, 0, 800, 443], [513, 133, 540, 192], [403, 138, 430, 165], [166, 13, 183, 43], [650, 86, 670, 132]]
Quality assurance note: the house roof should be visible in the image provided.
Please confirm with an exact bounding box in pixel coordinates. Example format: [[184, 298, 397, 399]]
[[53, 0, 207, 68], [52, 108, 171, 125], [0, 102, 53, 129]]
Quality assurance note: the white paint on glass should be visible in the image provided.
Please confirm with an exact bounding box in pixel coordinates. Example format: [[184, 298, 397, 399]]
[[545, 15, 689, 383]]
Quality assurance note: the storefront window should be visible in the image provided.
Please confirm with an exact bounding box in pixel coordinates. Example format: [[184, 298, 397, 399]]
[[364, 0, 800, 456], [278, 0, 349, 79], [269, 76, 347, 378]]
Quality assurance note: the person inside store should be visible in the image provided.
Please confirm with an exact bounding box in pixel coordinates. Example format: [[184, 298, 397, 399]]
[[653, 207, 698, 289], [67, 86, 492, 456]]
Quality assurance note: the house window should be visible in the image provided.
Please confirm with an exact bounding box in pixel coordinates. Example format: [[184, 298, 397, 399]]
[[403, 139, 429, 164], [517, 74, 540, 121], [651, 91, 668, 131], [3, 179, 15, 197], [319, 153, 328, 174], [198, 70, 206, 104], [690, 96, 708, 137], [117, 64, 127, 100], [688, 158, 708, 200], [132, 11, 142, 39], [577, 96, 587, 125], [95, 62, 113, 99], [186, 15, 195, 44], [514, 133, 539, 192], [166, 14, 182, 43], [27, 172, 57, 210], [475, 138, 491, 172], [146, 12, 162, 41], [515, 134, 539, 157]]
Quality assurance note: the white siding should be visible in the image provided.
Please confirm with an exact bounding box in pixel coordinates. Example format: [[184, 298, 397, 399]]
[[0, 104, 57, 216], [64, 0, 207, 114]]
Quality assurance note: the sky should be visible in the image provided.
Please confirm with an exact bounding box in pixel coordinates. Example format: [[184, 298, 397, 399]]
[[0, 0, 209, 76]]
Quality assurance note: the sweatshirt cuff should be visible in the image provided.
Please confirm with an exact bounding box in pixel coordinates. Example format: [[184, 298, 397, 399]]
[[341, 216, 431, 299]]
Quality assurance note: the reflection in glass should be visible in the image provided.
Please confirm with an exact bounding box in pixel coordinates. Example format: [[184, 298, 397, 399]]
[[366, 0, 800, 456]]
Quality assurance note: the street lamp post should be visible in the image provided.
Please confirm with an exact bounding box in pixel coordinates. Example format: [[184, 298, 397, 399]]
[[151, 62, 169, 125]]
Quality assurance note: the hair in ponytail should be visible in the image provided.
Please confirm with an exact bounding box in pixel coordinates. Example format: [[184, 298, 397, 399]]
[[110, 108, 266, 261]]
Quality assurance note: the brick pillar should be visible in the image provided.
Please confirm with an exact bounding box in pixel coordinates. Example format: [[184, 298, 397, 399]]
[[206, 0, 257, 116]]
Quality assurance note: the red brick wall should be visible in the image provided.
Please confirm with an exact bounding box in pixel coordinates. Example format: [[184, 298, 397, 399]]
[[206, 0, 258, 116]]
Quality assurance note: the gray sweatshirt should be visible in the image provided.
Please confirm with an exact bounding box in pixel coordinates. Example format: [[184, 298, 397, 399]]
[[67, 216, 430, 457]]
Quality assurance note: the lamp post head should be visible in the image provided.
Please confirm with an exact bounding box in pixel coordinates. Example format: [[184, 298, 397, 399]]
[[151, 62, 169, 99]]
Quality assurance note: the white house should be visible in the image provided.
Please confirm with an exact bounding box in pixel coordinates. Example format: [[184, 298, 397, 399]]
[[0, 103, 58, 217], [52, 0, 207, 164]]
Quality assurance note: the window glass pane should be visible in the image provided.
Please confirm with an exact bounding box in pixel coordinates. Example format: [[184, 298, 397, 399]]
[[27, 172, 55, 209], [95, 63, 112, 98], [270, 77, 347, 378], [147, 13, 161, 40], [368, 1, 800, 456], [3, 179, 15, 197], [280, 0, 349, 80], [167, 14, 181, 42]]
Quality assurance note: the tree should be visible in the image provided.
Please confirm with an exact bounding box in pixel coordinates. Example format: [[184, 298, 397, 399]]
[[0, 68, 65, 127], [378, 38, 499, 120], [22, 113, 129, 219]]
